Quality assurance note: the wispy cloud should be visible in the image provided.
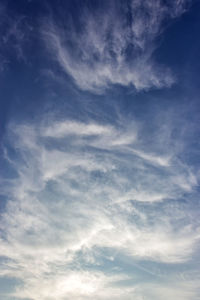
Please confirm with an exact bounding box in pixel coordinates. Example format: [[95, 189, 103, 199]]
[[43, 0, 189, 93], [0, 2, 33, 72], [0, 115, 199, 299]]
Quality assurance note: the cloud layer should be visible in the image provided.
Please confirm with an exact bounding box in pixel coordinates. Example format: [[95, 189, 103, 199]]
[[0, 116, 199, 299]]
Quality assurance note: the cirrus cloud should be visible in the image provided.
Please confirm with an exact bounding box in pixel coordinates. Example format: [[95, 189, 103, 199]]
[[0, 115, 199, 299], [43, 0, 190, 93]]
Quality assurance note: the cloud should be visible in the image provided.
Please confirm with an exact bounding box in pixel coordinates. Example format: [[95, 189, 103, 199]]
[[0, 116, 199, 299], [9, 269, 133, 300], [43, 0, 190, 93], [42, 121, 113, 137]]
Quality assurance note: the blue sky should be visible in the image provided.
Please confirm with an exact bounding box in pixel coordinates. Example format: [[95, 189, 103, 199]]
[[0, 0, 200, 299]]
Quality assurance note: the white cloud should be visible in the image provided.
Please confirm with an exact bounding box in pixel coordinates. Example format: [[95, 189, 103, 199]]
[[0, 117, 199, 299], [12, 271, 134, 300], [42, 121, 113, 138], [43, 0, 189, 93]]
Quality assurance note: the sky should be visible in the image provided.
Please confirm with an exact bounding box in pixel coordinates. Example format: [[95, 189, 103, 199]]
[[0, 0, 200, 299]]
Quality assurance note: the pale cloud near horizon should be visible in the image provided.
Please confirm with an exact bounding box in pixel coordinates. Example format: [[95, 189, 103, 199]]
[[0, 116, 199, 299], [43, 0, 190, 93]]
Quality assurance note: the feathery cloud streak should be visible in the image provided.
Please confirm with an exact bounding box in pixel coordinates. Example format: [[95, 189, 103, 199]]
[[43, 0, 189, 93]]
